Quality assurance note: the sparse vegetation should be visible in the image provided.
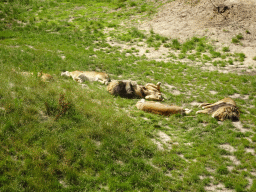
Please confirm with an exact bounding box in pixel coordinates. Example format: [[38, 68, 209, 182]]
[[232, 37, 240, 44], [0, 0, 256, 191], [231, 33, 243, 44], [236, 33, 243, 40], [222, 46, 230, 52]]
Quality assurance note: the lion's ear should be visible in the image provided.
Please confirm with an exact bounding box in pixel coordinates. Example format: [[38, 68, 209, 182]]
[[156, 82, 161, 89]]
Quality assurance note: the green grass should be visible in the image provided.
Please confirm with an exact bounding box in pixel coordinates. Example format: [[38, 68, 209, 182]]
[[222, 46, 230, 52], [1, 0, 256, 191], [231, 33, 243, 45], [232, 37, 240, 44]]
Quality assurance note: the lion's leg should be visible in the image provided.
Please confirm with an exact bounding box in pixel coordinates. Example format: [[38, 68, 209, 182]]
[[97, 79, 105, 84], [196, 108, 212, 114], [145, 95, 162, 101], [184, 108, 192, 114], [125, 81, 133, 95], [198, 103, 212, 108], [201, 100, 225, 109]]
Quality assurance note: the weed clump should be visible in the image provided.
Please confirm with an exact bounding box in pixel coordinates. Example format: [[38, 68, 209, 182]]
[[222, 47, 230, 52], [234, 53, 246, 62], [231, 33, 243, 44], [45, 94, 72, 121]]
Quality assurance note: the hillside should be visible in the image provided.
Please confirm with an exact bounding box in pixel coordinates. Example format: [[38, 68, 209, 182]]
[[0, 0, 256, 191]]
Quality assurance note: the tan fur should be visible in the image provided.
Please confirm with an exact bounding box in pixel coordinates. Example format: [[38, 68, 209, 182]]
[[37, 72, 54, 82], [136, 99, 191, 116], [196, 98, 240, 121], [61, 70, 110, 85], [107, 80, 163, 101], [12, 69, 53, 82]]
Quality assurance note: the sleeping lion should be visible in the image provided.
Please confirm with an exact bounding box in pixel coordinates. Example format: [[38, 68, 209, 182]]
[[196, 97, 240, 121], [61, 70, 110, 85], [12, 69, 53, 82], [107, 80, 163, 101], [136, 99, 192, 116]]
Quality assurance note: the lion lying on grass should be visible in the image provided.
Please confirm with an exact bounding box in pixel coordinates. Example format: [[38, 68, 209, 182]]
[[12, 69, 53, 82], [61, 71, 110, 85], [196, 97, 240, 121], [136, 99, 192, 116], [37, 72, 54, 82], [107, 80, 163, 101]]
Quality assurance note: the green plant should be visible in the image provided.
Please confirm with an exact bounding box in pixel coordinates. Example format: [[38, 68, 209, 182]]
[[45, 94, 72, 121], [178, 53, 186, 59], [227, 58, 233, 65], [231, 37, 239, 44], [129, 1, 137, 7], [203, 54, 211, 61], [217, 165, 229, 175], [222, 47, 230, 52], [234, 53, 246, 62], [236, 33, 243, 40]]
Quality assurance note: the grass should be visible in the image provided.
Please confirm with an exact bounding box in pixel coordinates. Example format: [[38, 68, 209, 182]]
[[1, 0, 256, 191], [231, 33, 244, 44], [222, 46, 230, 52]]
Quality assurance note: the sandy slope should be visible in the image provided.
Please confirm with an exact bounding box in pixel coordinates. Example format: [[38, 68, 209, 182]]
[[138, 0, 256, 73]]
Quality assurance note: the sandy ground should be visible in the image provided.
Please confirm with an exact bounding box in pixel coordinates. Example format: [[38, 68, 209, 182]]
[[136, 0, 256, 74]]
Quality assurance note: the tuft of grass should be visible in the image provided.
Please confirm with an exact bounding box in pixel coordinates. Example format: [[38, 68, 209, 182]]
[[178, 53, 186, 59], [236, 33, 243, 40], [234, 53, 246, 62], [222, 47, 230, 52], [217, 165, 229, 175], [227, 58, 234, 65], [231, 33, 243, 44], [231, 37, 239, 44]]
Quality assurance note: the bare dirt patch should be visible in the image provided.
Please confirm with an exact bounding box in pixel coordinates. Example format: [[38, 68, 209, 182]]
[[219, 144, 236, 152], [205, 182, 234, 192], [152, 131, 173, 150], [139, 0, 256, 73], [232, 121, 249, 132], [164, 83, 181, 95], [223, 155, 241, 165]]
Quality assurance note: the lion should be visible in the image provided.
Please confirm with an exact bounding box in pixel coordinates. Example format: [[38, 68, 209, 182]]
[[37, 72, 54, 82], [61, 70, 110, 85], [107, 80, 163, 101], [136, 99, 192, 116], [12, 69, 53, 82], [196, 97, 240, 121]]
